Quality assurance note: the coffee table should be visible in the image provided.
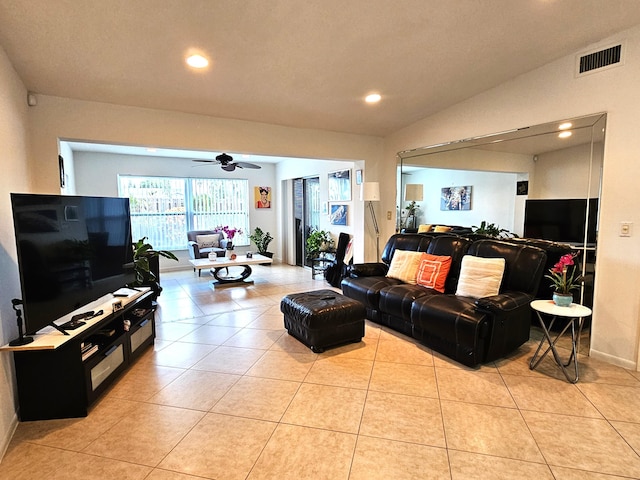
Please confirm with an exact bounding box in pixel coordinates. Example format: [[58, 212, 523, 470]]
[[189, 254, 273, 284]]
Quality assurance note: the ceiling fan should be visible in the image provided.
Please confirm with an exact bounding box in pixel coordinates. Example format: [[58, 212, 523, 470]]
[[192, 152, 261, 171]]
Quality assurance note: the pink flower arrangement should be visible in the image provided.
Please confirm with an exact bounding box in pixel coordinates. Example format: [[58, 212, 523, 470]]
[[545, 252, 582, 294], [218, 225, 243, 240]]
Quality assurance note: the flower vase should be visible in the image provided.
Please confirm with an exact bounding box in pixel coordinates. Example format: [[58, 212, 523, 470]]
[[552, 292, 573, 307]]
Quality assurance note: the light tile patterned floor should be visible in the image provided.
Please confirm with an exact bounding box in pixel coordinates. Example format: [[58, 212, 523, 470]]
[[2, 264, 640, 479]]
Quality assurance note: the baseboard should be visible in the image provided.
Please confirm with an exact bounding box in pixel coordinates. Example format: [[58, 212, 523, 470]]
[[589, 348, 637, 371], [0, 412, 19, 463]]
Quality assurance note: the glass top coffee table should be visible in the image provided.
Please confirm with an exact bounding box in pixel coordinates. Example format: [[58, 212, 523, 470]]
[[189, 254, 273, 284], [529, 299, 592, 383]]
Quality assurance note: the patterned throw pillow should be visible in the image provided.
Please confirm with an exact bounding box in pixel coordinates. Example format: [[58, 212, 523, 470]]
[[416, 253, 452, 293], [196, 233, 222, 249], [386, 250, 424, 284], [455, 255, 506, 299], [417, 224, 433, 233]]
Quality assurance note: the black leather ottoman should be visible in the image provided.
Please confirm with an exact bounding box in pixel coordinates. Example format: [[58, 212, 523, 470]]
[[280, 290, 365, 353]]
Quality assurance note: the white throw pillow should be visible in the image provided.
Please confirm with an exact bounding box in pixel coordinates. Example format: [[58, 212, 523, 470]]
[[196, 233, 222, 249], [386, 250, 424, 285], [455, 255, 506, 299]]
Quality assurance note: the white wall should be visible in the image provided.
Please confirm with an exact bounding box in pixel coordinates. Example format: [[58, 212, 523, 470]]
[[0, 45, 31, 459], [385, 25, 640, 369], [408, 168, 518, 233]]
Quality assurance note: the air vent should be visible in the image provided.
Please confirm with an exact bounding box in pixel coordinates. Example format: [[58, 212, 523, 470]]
[[577, 44, 623, 76]]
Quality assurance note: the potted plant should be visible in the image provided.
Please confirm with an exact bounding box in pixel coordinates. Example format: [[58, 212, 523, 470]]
[[306, 229, 334, 260], [248, 227, 274, 258], [546, 252, 582, 306], [132, 237, 178, 297], [471, 221, 514, 238]]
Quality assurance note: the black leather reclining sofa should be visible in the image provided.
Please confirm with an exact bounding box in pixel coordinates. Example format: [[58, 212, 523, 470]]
[[341, 233, 547, 367]]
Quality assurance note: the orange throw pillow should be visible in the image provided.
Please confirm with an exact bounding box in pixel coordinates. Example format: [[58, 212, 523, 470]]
[[416, 253, 452, 293]]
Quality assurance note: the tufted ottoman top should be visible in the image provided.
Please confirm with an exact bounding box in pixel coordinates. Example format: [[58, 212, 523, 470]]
[[280, 290, 365, 329]]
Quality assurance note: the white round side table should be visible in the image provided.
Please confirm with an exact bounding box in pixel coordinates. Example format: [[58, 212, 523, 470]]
[[529, 299, 592, 383]]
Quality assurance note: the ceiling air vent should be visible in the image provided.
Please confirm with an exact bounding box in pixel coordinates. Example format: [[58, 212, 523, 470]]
[[577, 43, 623, 76]]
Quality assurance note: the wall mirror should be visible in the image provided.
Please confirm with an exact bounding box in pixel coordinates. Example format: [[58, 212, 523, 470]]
[[397, 113, 606, 350]]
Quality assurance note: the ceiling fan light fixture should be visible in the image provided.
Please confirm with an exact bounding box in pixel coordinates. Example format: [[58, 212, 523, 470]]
[[365, 93, 381, 104], [186, 54, 209, 69]]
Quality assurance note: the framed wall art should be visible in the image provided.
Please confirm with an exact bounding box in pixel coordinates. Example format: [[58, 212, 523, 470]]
[[328, 169, 351, 201], [255, 186, 271, 208], [330, 204, 348, 225], [440, 186, 472, 211]]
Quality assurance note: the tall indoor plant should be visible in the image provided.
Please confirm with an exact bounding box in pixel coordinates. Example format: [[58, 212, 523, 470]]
[[132, 237, 178, 297], [248, 227, 274, 258]]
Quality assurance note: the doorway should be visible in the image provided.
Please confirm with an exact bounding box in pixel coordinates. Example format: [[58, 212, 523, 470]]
[[293, 176, 321, 267]]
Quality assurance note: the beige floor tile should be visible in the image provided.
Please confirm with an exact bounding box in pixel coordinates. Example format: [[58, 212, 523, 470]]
[[611, 421, 640, 456], [175, 324, 242, 345], [197, 300, 244, 315], [154, 321, 201, 341], [577, 382, 640, 422], [149, 369, 240, 410], [304, 356, 374, 389], [1, 442, 152, 480], [432, 350, 498, 371], [246, 350, 316, 381], [369, 361, 438, 397], [375, 335, 434, 365], [105, 363, 186, 402], [270, 331, 318, 353], [192, 345, 265, 374], [549, 465, 632, 479], [158, 412, 276, 480], [359, 390, 445, 447], [502, 374, 602, 417], [441, 400, 544, 463], [206, 309, 261, 327], [148, 340, 217, 368], [212, 376, 300, 421], [350, 435, 450, 480], [9, 396, 140, 451], [83, 403, 205, 467], [436, 368, 515, 407], [246, 312, 287, 330], [281, 383, 366, 433], [522, 410, 640, 477], [223, 327, 284, 349], [145, 469, 213, 480], [448, 450, 554, 479], [247, 423, 357, 480]]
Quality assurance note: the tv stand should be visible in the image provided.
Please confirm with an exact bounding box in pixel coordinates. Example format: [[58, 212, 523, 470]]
[[0, 288, 156, 421]]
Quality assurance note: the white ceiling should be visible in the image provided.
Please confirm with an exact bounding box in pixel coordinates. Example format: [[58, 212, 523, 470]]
[[1, 1, 640, 138]]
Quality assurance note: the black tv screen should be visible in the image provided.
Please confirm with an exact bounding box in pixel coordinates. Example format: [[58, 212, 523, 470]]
[[11, 193, 135, 335], [524, 198, 598, 244]]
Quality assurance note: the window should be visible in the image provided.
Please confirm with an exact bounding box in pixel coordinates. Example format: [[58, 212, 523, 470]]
[[118, 175, 249, 250]]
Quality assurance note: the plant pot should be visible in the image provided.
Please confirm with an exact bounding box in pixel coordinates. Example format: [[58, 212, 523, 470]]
[[259, 251, 273, 265], [553, 292, 573, 307]]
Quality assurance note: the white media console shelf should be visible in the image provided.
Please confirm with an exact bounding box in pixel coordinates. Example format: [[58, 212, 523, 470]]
[[0, 288, 156, 421]]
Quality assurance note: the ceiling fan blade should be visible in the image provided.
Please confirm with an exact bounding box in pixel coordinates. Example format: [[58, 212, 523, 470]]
[[192, 159, 216, 163], [221, 164, 236, 172], [234, 161, 261, 169]]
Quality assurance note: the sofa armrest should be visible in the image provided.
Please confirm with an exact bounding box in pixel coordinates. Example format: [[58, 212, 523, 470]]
[[220, 238, 229, 249], [346, 262, 388, 278], [475, 291, 533, 315], [188, 241, 200, 259]]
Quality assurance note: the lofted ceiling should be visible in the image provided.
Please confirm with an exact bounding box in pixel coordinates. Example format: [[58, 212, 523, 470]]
[[1, 1, 640, 138]]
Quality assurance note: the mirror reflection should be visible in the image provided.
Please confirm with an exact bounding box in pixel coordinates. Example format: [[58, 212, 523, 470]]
[[397, 113, 606, 350]]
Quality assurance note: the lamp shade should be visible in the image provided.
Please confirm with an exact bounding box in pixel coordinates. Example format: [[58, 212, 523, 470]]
[[404, 183, 423, 201], [361, 182, 380, 201]]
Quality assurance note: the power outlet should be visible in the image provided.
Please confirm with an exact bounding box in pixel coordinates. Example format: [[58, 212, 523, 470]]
[[620, 221, 633, 237], [387, 211, 392, 220]]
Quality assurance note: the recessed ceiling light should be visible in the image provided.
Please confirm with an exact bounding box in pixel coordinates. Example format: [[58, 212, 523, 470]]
[[365, 93, 381, 104], [186, 54, 209, 69], [558, 131, 572, 138], [559, 122, 572, 130]]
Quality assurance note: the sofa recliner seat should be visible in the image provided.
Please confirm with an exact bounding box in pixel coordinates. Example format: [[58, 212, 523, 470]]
[[341, 234, 547, 367]]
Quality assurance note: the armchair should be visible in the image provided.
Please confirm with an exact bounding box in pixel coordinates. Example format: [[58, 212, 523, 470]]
[[187, 229, 228, 259]]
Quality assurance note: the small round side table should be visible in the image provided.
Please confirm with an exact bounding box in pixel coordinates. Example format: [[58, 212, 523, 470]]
[[529, 299, 592, 383]]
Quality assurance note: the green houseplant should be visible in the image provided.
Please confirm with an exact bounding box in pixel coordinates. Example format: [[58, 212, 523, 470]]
[[471, 221, 514, 238], [132, 237, 178, 296], [248, 227, 274, 256], [306, 229, 334, 260]]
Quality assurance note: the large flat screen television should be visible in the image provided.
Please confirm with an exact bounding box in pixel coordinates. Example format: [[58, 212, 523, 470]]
[[11, 193, 135, 335], [524, 198, 598, 245]]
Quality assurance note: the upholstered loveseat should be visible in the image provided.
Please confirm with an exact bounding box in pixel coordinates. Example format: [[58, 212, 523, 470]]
[[341, 233, 547, 367], [187, 229, 229, 259]]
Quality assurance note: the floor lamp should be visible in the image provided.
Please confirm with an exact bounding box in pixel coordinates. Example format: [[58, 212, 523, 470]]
[[362, 182, 381, 260], [404, 183, 424, 229]]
